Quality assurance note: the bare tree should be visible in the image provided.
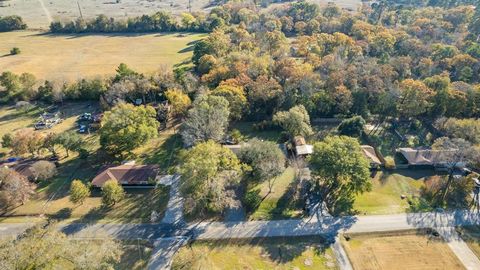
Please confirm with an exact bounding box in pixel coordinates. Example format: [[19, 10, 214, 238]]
[[432, 137, 477, 204]]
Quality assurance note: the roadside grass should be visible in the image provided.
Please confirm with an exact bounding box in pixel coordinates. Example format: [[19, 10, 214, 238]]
[[116, 240, 153, 270], [172, 236, 338, 270], [247, 167, 304, 220], [341, 230, 465, 270], [354, 169, 440, 215], [0, 31, 206, 81], [456, 226, 480, 259]]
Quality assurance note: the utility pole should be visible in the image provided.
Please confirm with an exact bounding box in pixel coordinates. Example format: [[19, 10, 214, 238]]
[[77, 1, 84, 20], [188, 0, 192, 13]]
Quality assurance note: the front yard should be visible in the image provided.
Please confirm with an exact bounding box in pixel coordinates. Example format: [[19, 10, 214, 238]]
[[341, 230, 464, 270], [247, 167, 304, 220], [172, 236, 338, 270], [353, 170, 438, 215]]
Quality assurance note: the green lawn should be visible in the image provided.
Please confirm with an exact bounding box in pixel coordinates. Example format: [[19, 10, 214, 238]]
[[230, 122, 284, 142], [172, 237, 338, 270], [248, 167, 304, 220], [354, 170, 438, 215]]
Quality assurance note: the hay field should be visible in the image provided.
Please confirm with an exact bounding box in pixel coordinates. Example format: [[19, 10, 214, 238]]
[[0, 0, 363, 29], [341, 231, 465, 270], [0, 31, 206, 81]]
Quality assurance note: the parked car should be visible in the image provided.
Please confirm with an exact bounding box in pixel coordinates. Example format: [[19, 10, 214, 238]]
[[78, 124, 88, 134], [78, 113, 93, 122], [34, 121, 53, 130]]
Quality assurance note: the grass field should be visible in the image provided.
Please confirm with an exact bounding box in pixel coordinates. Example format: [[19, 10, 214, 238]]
[[172, 236, 338, 270], [0, 31, 206, 81], [248, 167, 304, 220], [354, 170, 438, 215], [341, 231, 465, 270]]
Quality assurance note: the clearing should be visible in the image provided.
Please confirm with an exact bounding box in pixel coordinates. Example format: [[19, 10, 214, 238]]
[[0, 31, 206, 81], [341, 230, 465, 270], [172, 236, 338, 270], [353, 170, 439, 215]]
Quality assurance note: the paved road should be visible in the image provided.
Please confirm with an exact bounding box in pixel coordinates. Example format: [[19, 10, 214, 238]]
[[147, 237, 190, 270], [2, 211, 480, 269]]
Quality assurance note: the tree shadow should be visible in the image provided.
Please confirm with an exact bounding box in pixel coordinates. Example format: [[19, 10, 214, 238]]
[[143, 134, 182, 173]]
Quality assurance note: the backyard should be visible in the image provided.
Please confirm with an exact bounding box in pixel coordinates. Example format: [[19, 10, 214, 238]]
[[0, 31, 206, 81], [172, 236, 338, 270], [341, 230, 465, 270]]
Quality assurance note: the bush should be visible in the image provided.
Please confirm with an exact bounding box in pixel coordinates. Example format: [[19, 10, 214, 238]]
[[10, 47, 20, 55], [244, 190, 262, 212], [384, 156, 396, 170], [0, 16, 27, 32]]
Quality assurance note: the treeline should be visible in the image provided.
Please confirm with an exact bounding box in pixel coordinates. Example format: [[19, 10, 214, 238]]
[[49, 8, 231, 33], [0, 15, 27, 32]]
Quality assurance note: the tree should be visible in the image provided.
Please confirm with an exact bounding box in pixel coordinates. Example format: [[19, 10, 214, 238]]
[[179, 141, 242, 215], [0, 168, 35, 208], [31, 161, 57, 182], [114, 63, 138, 82], [0, 224, 121, 270], [397, 79, 434, 118], [55, 131, 83, 157], [180, 95, 230, 146], [1, 133, 12, 148], [165, 88, 191, 118], [238, 139, 286, 193], [101, 180, 125, 206], [211, 83, 247, 121], [273, 105, 313, 138], [337, 116, 366, 137], [99, 103, 159, 157], [69, 180, 91, 205], [10, 129, 44, 156], [10, 47, 20, 55], [432, 137, 477, 205], [309, 136, 371, 214]]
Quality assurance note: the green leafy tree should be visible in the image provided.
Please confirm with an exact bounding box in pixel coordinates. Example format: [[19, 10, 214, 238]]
[[99, 103, 159, 157], [69, 180, 91, 205], [309, 136, 371, 214], [0, 224, 121, 270], [180, 95, 230, 146], [238, 139, 286, 193], [179, 141, 242, 215], [101, 180, 125, 206], [55, 131, 83, 157], [114, 63, 138, 82], [337, 116, 366, 137], [1, 133, 12, 148], [273, 105, 313, 138]]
